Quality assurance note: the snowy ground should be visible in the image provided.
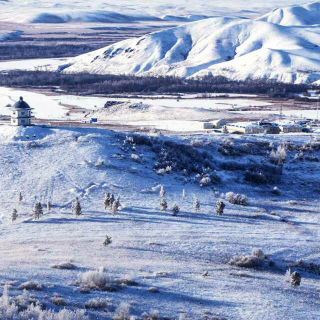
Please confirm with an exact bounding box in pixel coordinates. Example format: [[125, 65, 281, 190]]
[[0, 86, 272, 125], [0, 58, 70, 72], [0, 125, 320, 319]]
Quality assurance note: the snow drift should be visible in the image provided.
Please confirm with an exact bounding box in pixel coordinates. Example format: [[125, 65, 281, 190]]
[[54, 16, 320, 84]]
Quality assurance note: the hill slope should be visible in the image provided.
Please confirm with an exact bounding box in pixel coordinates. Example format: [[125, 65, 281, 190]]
[[54, 17, 320, 84], [0, 125, 320, 319], [258, 1, 320, 26]]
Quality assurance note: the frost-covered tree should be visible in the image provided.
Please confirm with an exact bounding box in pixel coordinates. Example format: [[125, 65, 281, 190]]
[[160, 185, 165, 198], [182, 189, 186, 199], [216, 200, 225, 215], [18, 192, 23, 202], [160, 198, 167, 211], [11, 209, 18, 222], [172, 203, 180, 216], [109, 194, 115, 208], [33, 202, 43, 220], [291, 271, 301, 287], [194, 197, 200, 211], [47, 200, 51, 212], [270, 144, 287, 165], [111, 201, 119, 215], [104, 192, 110, 210], [72, 197, 82, 217]]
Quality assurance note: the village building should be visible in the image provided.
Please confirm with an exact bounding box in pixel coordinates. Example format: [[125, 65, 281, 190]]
[[278, 122, 302, 133], [11, 97, 33, 126], [226, 122, 265, 134], [212, 119, 227, 129], [258, 120, 281, 134]]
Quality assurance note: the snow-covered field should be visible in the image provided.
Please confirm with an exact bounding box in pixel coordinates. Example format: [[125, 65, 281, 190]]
[[0, 86, 271, 124], [0, 58, 70, 72], [0, 125, 320, 319]]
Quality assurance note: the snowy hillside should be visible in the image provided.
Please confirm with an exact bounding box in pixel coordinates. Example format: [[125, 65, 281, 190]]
[[1, 125, 320, 319], [54, 16, 320, 84], [258, 1, 320, 26]]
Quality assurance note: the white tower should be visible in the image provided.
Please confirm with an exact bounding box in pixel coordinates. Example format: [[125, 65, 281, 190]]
[[11, 97, 33, 126]]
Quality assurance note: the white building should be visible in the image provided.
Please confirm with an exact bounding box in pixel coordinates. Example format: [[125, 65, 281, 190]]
[[11, 97, 32, 126], [226, 122, 265, 134]]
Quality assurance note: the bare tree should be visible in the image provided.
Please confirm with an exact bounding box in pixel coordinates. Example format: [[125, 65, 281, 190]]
[[160, 185, 165, 198], [11, 209, 18, 222], [47, 200, 51, 212], [72, 197, 82, 217], [33, 202, 43, 220], [104, 192, 110, 210], [194, 197, 200, 211], [103, 235, 112, 246]]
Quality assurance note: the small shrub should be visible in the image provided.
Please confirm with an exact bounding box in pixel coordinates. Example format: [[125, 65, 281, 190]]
[[113, 302, 131, 320], [131, 154, 141, 163], [51, 295, 66, 306], [95, 157, 105, 167], [225, 192, 247, 206], [76, 268, 111, 290], [271, 186, 280, 195], [148, 287, 159, 293], [200, 176, 211, 187], [18, 281, 43, 291], [228, 255, 263, 269], [85, 298, 110, 309], [252, 248, 265, 259], [51, 262, 76, 270]]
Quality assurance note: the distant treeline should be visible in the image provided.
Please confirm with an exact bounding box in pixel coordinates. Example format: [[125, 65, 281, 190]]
[[0, 44, 103, 60], [0, 70, 313, 95]]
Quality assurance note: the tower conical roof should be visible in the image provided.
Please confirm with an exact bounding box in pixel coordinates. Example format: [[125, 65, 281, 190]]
[[12, 97, 31, 109]]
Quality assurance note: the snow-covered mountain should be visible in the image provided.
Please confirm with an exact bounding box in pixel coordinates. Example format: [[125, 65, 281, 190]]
[[0, 0, 308, 24], [258, 1, 320, 26], [54, 15, 320, 84]]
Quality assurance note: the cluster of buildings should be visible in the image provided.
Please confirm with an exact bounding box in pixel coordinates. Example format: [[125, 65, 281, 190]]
[[203, 119, 316, 134]]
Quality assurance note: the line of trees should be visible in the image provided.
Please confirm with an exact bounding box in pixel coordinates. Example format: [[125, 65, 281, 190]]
[[0, 44, 103, 60], [0, 71, 313, 95]]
